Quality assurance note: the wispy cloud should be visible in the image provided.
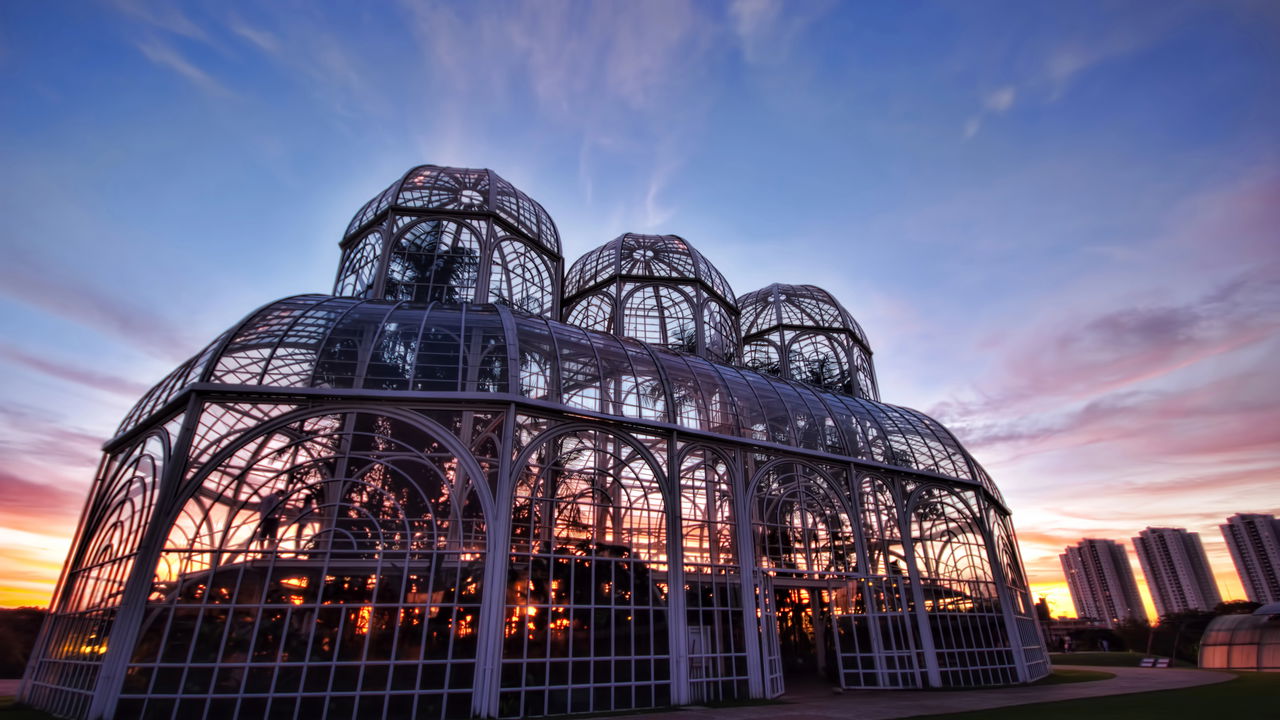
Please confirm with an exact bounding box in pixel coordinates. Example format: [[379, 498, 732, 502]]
[[945, 268, 1279, 419], [109, 0, 208, 42], [0, 249, 196, 360], [0, 405, 106, 470], [729, 0, 830, 66], [397, 0, 718, 228], [0, 343, 150, 398], [964, 85, 1017, 139], [228, 17, 279, 54], [135, 38, 232, 97]]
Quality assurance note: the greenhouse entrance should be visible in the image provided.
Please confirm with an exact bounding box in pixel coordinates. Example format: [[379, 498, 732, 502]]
[[761, 572, 927, 695], [773, 583, 836, 684]]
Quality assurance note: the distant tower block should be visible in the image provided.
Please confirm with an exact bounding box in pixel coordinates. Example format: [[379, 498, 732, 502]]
[[337, 164, 564, 316], [738, 283, 879, 400], [1221, 513, 1280, 603], [1060, 539, 1148, 627], [563, 233, 741, 363], [1132, 527, 1222, 616]]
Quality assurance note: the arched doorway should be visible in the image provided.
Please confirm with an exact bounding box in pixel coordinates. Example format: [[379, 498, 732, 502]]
[[749, 461, 857, 693]]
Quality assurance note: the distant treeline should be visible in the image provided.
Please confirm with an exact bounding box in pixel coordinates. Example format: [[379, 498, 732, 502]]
[[0, 607, 47, 679], [1057, 601, 1261, 663]]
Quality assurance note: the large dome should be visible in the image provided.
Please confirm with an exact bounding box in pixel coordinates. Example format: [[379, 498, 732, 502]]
[[344, 165, 560, 254], [563, 234, 740, 363], [335, 165, 563, 317], [738, 283, 879, 400]]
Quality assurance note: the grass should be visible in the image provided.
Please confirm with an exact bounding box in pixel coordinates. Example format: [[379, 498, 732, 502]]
[[905, 671, 1278, 719], [0, 696, 57, 720], [1049, 651, 1190, 667]]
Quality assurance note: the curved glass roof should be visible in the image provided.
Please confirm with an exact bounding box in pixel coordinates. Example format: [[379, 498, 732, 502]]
[[345, 165, 561, 254], [739, 283, 870, 349], [564, 234, 736, 305], [1199, 611, 1280, 670], [118, 295, 1001, 502]]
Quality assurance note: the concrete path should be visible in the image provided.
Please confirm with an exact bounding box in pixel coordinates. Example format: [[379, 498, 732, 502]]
[[612, 666, 1234, 720]]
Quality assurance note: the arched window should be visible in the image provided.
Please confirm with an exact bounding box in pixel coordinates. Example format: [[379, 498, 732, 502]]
[[679, 447, 748, 702], [786, 333, 849, 391], [490, 239, 554, 316], [335, 230, 383, 298], [25, 427, 172, 718], [909, 487, 1015, 686], [564, 294, 613, 333], [752, 462, 855, 575], [120, 410, 487, 720], [701, 301, 738, 364], [502, 428, 671, 717], [385, 219, 482, 304], [621, 284, 697, 354]]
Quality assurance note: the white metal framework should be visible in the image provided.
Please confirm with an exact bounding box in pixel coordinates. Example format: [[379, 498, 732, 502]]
[[22, 165, 1048, 720]]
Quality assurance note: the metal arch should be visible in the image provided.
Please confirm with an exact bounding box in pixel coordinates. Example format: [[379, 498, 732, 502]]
[[161, 404, 499, 533], [743, 455, 856, 523], [503, 420, 676, 513], [195, 294, 331, 385]]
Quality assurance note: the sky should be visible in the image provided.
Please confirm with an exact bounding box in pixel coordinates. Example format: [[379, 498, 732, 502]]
[[0, 0, 1277, 618]]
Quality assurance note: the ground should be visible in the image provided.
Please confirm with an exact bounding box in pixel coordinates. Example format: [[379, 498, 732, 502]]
[[1, 658, 1273, 719]]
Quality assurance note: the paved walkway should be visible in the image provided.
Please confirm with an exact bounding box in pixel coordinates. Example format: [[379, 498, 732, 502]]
[[614, 666, 1234, 720]]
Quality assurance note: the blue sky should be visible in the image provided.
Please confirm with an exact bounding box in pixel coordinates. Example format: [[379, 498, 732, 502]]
[[1, 0, 1278, 613]]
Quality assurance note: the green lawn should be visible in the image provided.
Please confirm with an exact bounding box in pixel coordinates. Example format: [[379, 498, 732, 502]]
[[906, 671, 1278, 719], [0, 696, 56, 720], [1049, 651, 1190, 667]]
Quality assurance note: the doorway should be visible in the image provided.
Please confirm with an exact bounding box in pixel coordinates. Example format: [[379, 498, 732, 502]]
[[772, 584, 837, 687]]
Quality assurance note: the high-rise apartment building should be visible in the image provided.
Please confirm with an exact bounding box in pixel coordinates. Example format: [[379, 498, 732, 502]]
[[1132, 527, 1222, 617], [1221, 513, 1280, 603], [1061, 539, 1148, 627]]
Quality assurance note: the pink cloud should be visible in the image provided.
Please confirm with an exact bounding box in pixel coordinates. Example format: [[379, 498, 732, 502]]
[[0, 248, 196, 360], [0, 343, 151, 397]]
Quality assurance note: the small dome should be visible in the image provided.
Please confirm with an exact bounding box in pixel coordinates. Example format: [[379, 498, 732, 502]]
[[739, 283, 870, 347], [563, 234, 740, 363], [564, 234, 735, 303], [738, 283, 878, 400]]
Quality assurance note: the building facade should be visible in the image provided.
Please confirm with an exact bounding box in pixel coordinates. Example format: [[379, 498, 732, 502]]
[[1132, 527, 1222, 617], [1221, 513, 1280, 604], [1061, 539, 1147, 627], [21, 165, 1048, 720]]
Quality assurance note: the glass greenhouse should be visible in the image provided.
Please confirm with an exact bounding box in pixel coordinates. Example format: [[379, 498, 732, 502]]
[[21, 165, 1049, 720], [1199, 604, 1280, 671]]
